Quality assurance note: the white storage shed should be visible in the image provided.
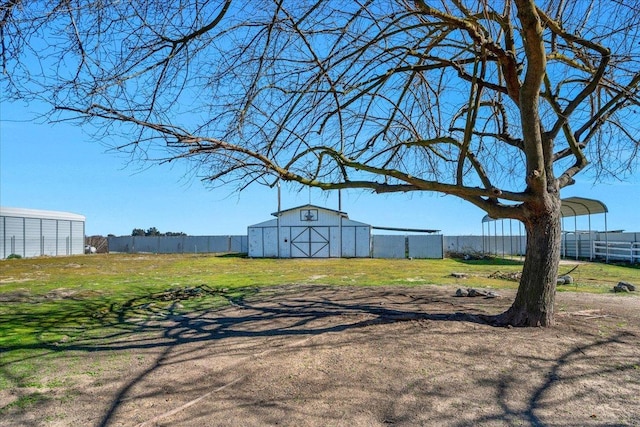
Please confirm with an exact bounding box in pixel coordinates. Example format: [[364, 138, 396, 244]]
[[248, 204, 371, 258], [0, 207, 86, 259]]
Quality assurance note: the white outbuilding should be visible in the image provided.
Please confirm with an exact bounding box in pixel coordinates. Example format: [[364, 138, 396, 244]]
[[0, 207, 86, 258], [248, 204, 371, 258]]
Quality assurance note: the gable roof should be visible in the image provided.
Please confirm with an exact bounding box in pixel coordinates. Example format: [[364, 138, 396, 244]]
[[271, 204, 348, 218]]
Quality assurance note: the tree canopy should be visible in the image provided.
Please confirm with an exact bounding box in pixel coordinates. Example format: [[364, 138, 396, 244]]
[[2, 1, 638, 208], [132, 228, 186, 237], [2, 0, 639, 326]]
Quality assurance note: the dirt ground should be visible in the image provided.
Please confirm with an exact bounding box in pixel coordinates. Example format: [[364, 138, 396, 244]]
[[3, 284, 640, 427]]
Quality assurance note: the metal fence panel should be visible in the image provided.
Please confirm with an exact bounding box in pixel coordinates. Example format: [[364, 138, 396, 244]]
[[71, 221, 84, 255], [157, 236, 184, 253], [208, 236, 232, 252], [372, 235, 405, 258], [408, 235, 443, 259], [444, 236, 484, 255], [108, 235, 248, 254], [230, 235, 248, 253], [445, 235, 526, 257]]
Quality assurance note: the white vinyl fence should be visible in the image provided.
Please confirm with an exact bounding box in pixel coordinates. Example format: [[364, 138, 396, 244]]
[[593, 240, 640, 263]]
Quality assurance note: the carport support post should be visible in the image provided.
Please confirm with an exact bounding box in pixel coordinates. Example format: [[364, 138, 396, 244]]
[[501, 220, 505, 258], [561, 218, 565, 259], [519, 222, 523, 260], [575, 215, 579, 260], [509, 220, 513, 256], [605, 212, 609, 263], [588, 214, 593, 261], [493, 220, 498, 257]]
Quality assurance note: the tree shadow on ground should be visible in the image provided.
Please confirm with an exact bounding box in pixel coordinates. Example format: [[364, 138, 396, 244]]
[[1, 285, 638, 426], [0, 285, 490, 355], [447, 331, 638, 427]]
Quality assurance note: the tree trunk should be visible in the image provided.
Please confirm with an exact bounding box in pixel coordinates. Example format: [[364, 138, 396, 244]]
[[497, 201, 562, 327]]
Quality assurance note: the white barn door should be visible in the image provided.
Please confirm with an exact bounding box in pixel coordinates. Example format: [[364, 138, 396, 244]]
[[290, 226, 330, 257]]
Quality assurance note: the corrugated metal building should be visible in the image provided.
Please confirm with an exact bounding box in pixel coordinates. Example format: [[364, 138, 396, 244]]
[[0, 207, 86, 258], [248, 204, 371, 258]]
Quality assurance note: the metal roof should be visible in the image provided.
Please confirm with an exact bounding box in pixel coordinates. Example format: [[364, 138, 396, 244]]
[[481, 197, 608, 223], [560, 197, 608, 217], [271, 204, 348, 218], [0, 206, 86, 222], [371, 226, 440, 234]]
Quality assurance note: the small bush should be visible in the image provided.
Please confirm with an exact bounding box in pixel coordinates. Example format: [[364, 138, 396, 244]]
[[7, 253, 22, 259]]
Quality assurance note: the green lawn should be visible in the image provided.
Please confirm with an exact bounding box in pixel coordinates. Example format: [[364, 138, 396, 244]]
[[2, 254, 638, 343], [0, 253, 638, 401]]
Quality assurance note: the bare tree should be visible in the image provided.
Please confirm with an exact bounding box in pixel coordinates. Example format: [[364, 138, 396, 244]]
[[2, 0, 639, 326]]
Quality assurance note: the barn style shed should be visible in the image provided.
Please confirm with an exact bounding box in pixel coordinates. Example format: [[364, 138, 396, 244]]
[[0, 207, 86, 258], [248, 204, 371, 258]]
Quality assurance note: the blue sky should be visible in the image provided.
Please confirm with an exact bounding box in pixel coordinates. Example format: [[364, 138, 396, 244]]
[[1, 99, 638, 237]]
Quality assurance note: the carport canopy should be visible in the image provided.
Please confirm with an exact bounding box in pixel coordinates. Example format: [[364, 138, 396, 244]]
[[559, 196, 608, 217], [481, 196, 608, 223], [481, 196, 609, 260]]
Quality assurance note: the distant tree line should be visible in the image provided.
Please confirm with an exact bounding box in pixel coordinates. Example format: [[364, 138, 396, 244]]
[[131, 227, 186, 237]]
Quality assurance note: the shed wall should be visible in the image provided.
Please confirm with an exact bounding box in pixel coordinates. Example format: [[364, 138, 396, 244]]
[[339, 226, 356, 258], [247, 227, 278, 257], [57, 220, 71, 256], [25, 218, 41, 257], [4, 217, 24, 257], [247, 206, 372, 258], [354, 226, 372, 257], [1, 212, 85, 259], [278, 208, 343, 227], [42, 220, 57, 256], [248, 225, 371, 258], [248, 224, 371, 258]]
